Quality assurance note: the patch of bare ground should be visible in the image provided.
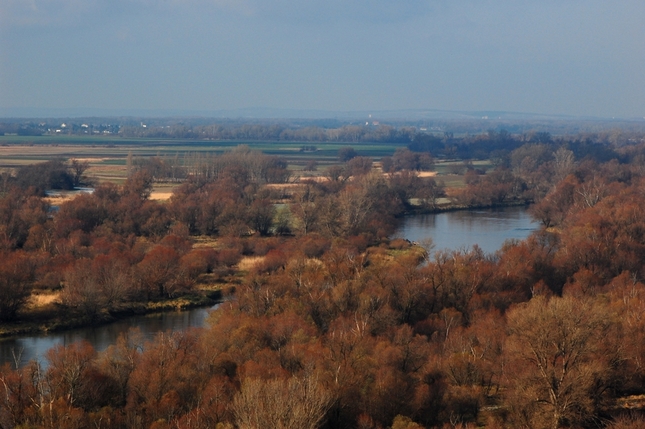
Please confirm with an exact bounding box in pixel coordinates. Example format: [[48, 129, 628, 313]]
[[89, 165, 126, 174], [150, 192, 173, 201]]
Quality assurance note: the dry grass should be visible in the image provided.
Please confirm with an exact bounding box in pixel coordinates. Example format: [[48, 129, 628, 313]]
[[191, 236, 220, 249], [616, 394, 645, 410], [265, 183, 306, 189], [298, 175, 329, 183], [28, 292, 61, 309], [238, 256, 264, 271], [43, 193, 79, 205], [70, 157, 106, 163]]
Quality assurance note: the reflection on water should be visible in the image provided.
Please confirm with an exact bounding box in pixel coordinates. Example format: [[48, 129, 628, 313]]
[[0, 305, 218, 368], [393, 206, 537, 255]]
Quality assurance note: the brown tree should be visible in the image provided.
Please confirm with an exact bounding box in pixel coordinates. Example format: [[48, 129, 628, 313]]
[[45, 341, 98, 408], [136, 245, 192, 299], [504, 296, 615, 429], [0, 251, 34, 322]]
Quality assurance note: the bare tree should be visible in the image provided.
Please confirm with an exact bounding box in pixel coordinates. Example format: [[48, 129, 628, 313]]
[[69, 159, 90, 187], [233, 375, 333, 429], [552, 147, 575, 184], [292, 186, 319, 235], [576, 174, 607, 208], [505, 296, 614, 429]]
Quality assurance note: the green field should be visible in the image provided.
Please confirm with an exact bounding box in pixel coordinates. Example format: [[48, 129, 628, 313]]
[[0, 135, 402, 155]]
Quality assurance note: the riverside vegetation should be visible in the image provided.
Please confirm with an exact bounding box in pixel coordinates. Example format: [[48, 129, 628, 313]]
[[2, 131, 645, 428]]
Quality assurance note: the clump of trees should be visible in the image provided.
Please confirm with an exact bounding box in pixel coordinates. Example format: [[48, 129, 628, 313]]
[[11, 159, 91, 194], [381, 148, 434, 173], [128, 146, 291, 185]]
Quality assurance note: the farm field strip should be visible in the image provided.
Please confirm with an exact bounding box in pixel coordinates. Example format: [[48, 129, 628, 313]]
[[0, 137, 470, 187]]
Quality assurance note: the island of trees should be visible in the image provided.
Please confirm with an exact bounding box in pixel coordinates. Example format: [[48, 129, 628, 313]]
[[2, 127, 645, 428]]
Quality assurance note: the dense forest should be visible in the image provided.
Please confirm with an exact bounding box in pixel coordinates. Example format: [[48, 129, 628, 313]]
[[4, 133, 645, 428]]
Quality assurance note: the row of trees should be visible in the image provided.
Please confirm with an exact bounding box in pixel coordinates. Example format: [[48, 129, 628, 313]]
[[7, 116, 645, 142], [128, 147, 291, 184], [117, 123, 416, 144]]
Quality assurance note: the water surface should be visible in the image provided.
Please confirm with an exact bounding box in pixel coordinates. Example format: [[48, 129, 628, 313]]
[[0, 306, 216, 368], [393, 206, 537, 254]]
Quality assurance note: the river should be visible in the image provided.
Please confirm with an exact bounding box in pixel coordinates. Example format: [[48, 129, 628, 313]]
[[0, 206, 537, 368], [392, 205, 537, 255], [0, 306, 218, 368]]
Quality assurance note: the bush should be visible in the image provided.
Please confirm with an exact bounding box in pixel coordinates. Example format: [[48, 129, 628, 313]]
[[253, 249, 287, 274], [297, 234, 331, 258]]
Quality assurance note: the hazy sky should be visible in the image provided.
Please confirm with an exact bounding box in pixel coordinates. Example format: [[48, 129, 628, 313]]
[[1, 0, 644, 118]]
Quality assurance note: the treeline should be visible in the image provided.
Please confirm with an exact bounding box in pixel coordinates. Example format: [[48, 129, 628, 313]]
[[408, 129, 635, 162], [5, 141, 645, 427], [5, 117, 645, 166], [130, 146, 291, 184], [99, 126, 645, 163], [6, 116, 645, 144], [125, 147, 434, 185], [116, 123, 417, 144], [448, 142, 645, 208], [118, 125, 645, 160]]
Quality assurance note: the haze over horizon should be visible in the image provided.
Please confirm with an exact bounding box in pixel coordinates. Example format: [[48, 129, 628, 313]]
[[1, 1, 644, 119]]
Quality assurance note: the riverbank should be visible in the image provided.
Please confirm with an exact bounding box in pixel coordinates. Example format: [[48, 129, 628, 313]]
[[0, 289, 225, 340], [404, 196, 532, 216]]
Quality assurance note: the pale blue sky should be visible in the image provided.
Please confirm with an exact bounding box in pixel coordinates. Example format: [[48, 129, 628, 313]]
[[1, 0, 644, 118]]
